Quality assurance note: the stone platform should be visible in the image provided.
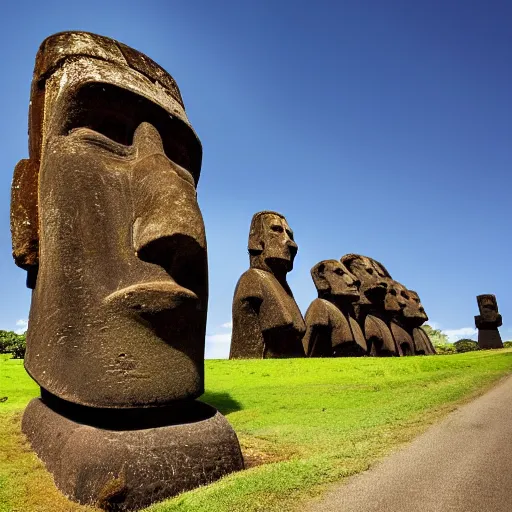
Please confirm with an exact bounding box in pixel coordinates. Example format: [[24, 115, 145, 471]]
[[22, 397, 244, 511]]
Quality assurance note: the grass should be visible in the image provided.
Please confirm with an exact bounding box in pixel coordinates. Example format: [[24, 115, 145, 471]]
[[1, 349, 512, 511]]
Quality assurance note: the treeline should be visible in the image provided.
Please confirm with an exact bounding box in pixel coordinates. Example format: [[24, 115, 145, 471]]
[[423, 325, 512, 354], [0, 330, 26, 359]]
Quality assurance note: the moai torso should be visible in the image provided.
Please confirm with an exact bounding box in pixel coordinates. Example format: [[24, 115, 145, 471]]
[[230, 212, 305, 359], [303, 260, 366, 357], [11, 32, 207, 408]]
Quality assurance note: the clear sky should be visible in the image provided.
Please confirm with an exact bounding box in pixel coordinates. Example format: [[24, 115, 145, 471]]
[[1, 0, 510, 357]]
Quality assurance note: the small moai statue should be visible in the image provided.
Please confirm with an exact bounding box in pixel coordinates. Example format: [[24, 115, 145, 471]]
[[384, 283, 436, 355], [11, 32, 243, 510], [340, 254, 400, 356], [303, 260, 367, 357], [475, 294, 503, 349], [230, 211, 306, 358]]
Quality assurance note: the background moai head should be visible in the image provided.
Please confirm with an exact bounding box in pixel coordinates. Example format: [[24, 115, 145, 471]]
[[340, 254, 392, 305], [11, 32, 207, 408], [310, 260, 360, 302], [385, 282, 428, 326], [248, 211, 298, 274], [475, 294, 501, 326]]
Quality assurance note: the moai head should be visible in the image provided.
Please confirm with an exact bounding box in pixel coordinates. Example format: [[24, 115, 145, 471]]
[[248, 211, 298, 275], [310, 260, 360, 302], [476, 294, 501, 325], [385, 282, 428, 327], [11, 32, 207, 408], [340, 254, 392, 305]]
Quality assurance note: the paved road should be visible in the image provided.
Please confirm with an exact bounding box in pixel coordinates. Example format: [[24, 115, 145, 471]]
[[307, 375, 512, 512]]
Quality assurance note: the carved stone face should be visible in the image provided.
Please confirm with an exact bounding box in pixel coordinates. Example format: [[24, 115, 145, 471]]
[[477, 294, 499, 322], [311, 260, 360, 301], [249, 212, 297, 273], [341, 254, 391, 304], [385, 282, 428, 326], [13, 33, 207, 408]]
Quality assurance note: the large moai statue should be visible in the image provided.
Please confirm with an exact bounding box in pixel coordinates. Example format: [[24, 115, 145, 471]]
[[340, 254, 399, 356], [11, 32, 243, 510], [475, 294, 503, 349], [384, 282, 436, 355], [230, 211, 306, 358], [303, 260, 366, 357]]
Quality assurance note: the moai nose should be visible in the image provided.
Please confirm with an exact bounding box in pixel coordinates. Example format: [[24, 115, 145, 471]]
[[288, 240, 298, 257], [133, 122, 165, 157]]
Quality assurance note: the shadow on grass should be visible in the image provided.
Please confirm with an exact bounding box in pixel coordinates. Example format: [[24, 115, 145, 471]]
[[199, 391, 242, 415]]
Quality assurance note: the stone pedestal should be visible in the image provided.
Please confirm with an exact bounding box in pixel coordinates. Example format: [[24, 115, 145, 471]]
[[22, 397, 244, 511], [477, 328, 503, 350]]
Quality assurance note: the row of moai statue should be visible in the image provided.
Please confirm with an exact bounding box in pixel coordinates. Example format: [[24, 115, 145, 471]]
[[230, 211, 436, 359], [475, 294, 504, 349], [10, 32, 244, 510]]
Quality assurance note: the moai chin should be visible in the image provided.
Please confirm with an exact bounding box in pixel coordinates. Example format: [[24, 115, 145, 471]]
[[230, 211, 306, 358], [340, 254, 399, 356], [11, 31, 243, 510], [475, 294, 503, 349], [303, 260, 367, 357]]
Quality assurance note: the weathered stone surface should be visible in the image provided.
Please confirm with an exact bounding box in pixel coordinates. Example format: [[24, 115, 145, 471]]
[[475, 294, 503, 349], [230, 211, 305, 358], [13, 32, 206, 407], [340, 254, 435, 356], [22, 397, 244, 511], [340, 254, 399, 356], [12, 31, 243, 510], [303, 260, 366, 357]]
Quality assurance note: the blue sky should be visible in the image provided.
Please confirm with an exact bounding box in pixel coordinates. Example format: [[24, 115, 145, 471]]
[[1, 1, 510, 357]]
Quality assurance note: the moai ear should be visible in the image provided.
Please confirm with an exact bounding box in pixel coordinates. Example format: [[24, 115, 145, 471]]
[[11, 158, 39, 272], [248, 236, 263, 254], [311, 262, 329, 293]]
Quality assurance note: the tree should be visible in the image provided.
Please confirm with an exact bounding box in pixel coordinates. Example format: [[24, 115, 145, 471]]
[[421, 324, 449, 347], [0, 330, 26, 359]]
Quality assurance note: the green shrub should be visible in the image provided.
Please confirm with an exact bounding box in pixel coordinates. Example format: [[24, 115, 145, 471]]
[[0, 331, 26, 359], [503, 341, 512, 348], [433, 343, 457, 355], [454, 339, 480, 353]]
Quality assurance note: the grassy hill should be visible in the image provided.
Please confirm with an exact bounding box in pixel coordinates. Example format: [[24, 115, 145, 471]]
[[2, 350, 512, 511]]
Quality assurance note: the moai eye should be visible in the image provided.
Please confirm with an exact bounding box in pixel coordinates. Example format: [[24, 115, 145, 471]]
[[271, 225, 284, 233]]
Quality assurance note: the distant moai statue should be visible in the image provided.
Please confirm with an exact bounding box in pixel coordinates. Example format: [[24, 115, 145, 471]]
[[230, 211, 306, 359], [475, 294, 503, 349], [11, 31, 243, 510], [340, 254, 399, 356], [384, 282, 436, 355], [303, 260, 366, 357]]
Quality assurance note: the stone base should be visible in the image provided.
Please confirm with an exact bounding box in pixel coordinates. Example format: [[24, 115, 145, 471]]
[[22, 397, 244, 511], [478, 328, 503, 349]]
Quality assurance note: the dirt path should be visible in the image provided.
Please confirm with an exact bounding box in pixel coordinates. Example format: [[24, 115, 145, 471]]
[[307, 375, 512, 512]]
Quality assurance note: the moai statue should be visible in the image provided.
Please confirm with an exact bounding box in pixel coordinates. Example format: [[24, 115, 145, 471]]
[[384, 282, 436, 355], [340, 254, 399, 356], [475, 294, 503, 349], [384, 280, 416, 356], [303, 260, 367, 357], [11, 32, 243, 510], [230, 211, 306, 358]]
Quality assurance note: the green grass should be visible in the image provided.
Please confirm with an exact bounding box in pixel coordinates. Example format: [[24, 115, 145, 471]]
[[2, 350, 512, 511]]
